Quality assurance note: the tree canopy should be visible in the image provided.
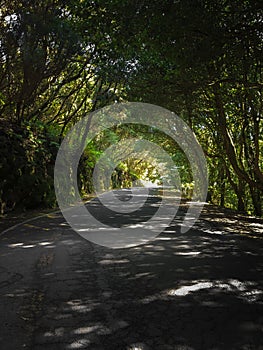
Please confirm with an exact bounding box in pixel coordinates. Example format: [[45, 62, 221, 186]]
[[0, 0, 262, 216]]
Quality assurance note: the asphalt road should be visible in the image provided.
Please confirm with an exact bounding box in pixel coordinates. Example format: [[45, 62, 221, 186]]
[[0, 189, 263, 350]]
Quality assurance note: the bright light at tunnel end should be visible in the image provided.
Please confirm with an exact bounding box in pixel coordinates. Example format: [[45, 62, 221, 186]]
[[54, 102, 208, 248]]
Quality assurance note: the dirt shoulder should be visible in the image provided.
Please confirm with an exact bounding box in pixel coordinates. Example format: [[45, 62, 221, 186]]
[[0, 194, 95, 233]]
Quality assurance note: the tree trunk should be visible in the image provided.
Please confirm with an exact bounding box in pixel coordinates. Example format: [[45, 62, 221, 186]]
[[249, 185, 262, 217], [212, 84, 263, 192], [237, 180, 246, 213], [219, 168, 225, 207]]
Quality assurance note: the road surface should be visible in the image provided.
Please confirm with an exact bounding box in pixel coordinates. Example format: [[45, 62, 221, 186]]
[[0, 189, 262, 349]]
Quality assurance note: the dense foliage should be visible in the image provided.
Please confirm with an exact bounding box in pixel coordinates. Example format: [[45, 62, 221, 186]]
[[0, 0, 262, 216], [0, 119, 59, 212]]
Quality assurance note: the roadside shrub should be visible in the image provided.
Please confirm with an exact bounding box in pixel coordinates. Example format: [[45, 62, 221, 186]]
[[0, 120, 59, 213]]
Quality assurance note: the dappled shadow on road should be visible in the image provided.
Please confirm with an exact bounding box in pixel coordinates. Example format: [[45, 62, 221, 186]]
[[0, 205, 263, 349], [87, 191, 161, 227], [199, 204, 263, 239], [61, 188, 180, 248]]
